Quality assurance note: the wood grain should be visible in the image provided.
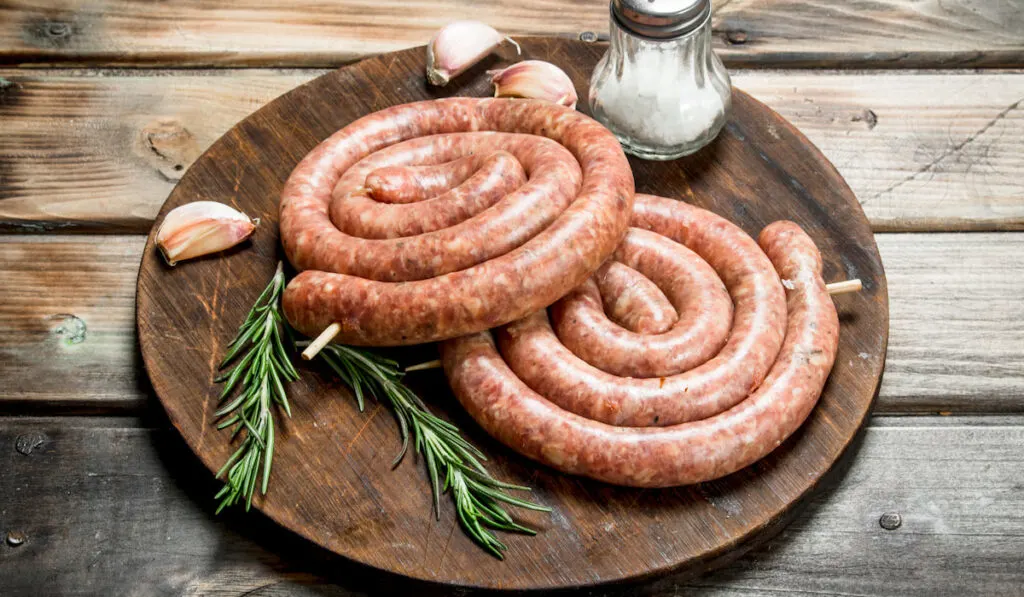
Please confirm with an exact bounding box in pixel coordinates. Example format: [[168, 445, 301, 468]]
[[0, 235, 146, 413], [3, 232, 1019, 415], [0, 70, 319, 233], [134, 39, 885, 589], [737, 71, 1024, 232], [1, 415, 1021, 596], [0, 0, 1021, 67], [2, 69, 1021, 233], [877, 233, 1024, 412]]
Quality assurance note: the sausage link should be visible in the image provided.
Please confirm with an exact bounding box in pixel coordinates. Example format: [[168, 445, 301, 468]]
[[331, 151, 526, 239], [364, 153, 494, 204], [315, 133, 580, 282], [440, 219, 839, 487], [499, 197, 785, 427], [280, 98, 634, 345], [549, 227, 733, 380], [594, 260, 677, 335]]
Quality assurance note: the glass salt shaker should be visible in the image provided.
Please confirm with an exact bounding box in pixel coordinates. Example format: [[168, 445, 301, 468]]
[[589, 0, 732, 160]]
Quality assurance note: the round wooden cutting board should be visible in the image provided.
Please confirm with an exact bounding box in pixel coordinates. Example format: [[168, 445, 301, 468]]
[[137, 38, 888, 591]]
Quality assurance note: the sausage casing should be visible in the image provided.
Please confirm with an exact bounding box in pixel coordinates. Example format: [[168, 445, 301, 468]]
[[279, 99, 634, 345]]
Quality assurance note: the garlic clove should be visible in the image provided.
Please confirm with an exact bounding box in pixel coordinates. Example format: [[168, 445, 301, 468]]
[[489, 60, 578, 109], [155, 201, 258, 266], [426, 20, 515, 86]]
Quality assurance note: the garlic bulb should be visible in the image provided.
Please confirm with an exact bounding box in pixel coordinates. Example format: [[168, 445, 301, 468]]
[[489, 60, 578, 109], [155, 201, 258, 266], [426, 21, 518, 86]]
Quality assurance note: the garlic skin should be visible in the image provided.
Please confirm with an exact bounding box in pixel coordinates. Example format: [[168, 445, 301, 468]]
[[155, 201, 258, 266], [426, 21, 513, 86], [489, 60, 578, 109]]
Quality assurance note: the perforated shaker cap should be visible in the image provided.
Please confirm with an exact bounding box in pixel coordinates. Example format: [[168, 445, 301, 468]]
[[611, 0, 711, 39]]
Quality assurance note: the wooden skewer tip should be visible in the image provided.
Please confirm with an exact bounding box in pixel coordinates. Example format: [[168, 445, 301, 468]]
[[826, 279, 863, 295], [301, 322, 341, 360]]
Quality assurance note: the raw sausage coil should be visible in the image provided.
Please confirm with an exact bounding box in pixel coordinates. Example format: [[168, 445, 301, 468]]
[[441, 197, 839, 487], [498, 195, 788, 428], [279, 98, 634, 346]]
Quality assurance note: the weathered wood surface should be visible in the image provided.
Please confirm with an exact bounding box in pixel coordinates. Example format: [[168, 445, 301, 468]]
[[879, 233, 1024, 413], [0, 3, 1018, 591], [739, 71, 1024, 232], [0, 235, 146, 413], [3, 232, 1020, 415], [0, 70, 319, 233], [134, 39, 886, 588], [1, 0, 1022, 68], [1, 415, 1021, 596], [2, 69, 1021, 233]]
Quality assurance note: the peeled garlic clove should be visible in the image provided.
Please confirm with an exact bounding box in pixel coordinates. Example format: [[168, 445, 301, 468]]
[[155, 201, 257, 266], [426, 20, 512, 86], [489, 60, 578, 109]]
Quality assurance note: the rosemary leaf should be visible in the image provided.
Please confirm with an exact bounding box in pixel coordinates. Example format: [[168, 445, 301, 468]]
[[212, 262, 294, 512], [310, 342, 550, 559]]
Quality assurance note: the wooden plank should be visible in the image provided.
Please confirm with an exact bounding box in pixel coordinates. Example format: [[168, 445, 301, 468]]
[[736, 71, 1024, 232], [0, 1, 1021, 68], [0, 415, 1020, 595], [1, 232, 1021, 414], [0, 70, 321, 233], [645, 416, 1024, 596], [1, 69, 1021, 233], [0, 235, 146, 413], [875, 233, 1024, 413]]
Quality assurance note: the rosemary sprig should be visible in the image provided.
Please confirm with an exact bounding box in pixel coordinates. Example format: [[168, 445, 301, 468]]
[[310, 343, 550, 559], [213, 261, 298, 513]]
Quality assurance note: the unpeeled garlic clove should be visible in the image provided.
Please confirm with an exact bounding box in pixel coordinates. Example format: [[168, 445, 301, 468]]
[[155, 201, 258, 266], [489, 60, 578, 109], [426, 21, 517, 86]]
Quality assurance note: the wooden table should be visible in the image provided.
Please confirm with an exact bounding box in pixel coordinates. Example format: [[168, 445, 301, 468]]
[[1, 2, 1022, 595]]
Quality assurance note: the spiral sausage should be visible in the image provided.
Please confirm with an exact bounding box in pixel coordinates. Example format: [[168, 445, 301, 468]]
[[441, 200, 839, 487], [331, 151, 527, 239], [279, 98, 634, 346], [592, 259, 678, 335], [497, 195, 787, 428]]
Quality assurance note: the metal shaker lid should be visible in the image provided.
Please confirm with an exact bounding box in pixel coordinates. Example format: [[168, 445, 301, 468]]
[[611, 0, 711, 39]]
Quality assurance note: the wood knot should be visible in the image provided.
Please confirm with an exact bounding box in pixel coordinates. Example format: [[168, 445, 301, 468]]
[[851, 109, 878, 130], [879, 511, 902, 530], [724, 30, 748, 45], [23, 17, 78, 48], [6, 530, 27, 547], [15, 432, 46, 456], [48, 313, 86, 345], [46, 22, 70, 38], [135, 119, 201, 182]]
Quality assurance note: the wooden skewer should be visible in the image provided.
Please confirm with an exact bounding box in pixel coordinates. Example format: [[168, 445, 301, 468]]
[[405, 359, 443, 372], [301, 322, 340, 360], [826, 279, 862, 295]]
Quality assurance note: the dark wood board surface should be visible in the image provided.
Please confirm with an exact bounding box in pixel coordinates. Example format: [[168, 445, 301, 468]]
[[4, 416, 1022, 597], [135, 39, 888, 590]]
